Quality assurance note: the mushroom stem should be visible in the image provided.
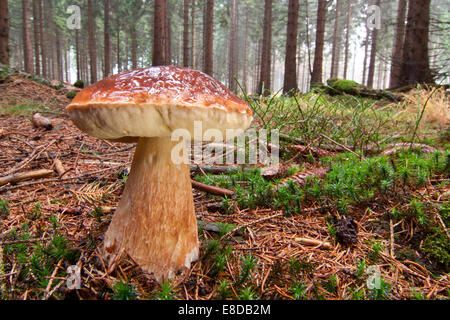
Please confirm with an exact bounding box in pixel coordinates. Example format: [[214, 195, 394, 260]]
[[103, 137, 199, 281]]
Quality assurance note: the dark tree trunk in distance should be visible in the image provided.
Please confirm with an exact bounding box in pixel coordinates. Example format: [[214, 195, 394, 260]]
[[0, 0, 9, 65], [389, 0, 407, 88], [203, 0, 214, 76], [399, 0, 433, 86], [153, 0, 168, 66], [88, 0, 97, 83], [32, 0, 40, 74], [22, 0, 33, 73], [183, 0, 190, 67], [367, 0, 380, 88], [310, 0, 326, 86], [104, 0, 111, 77], [283, 0, 299, 94], [228, 0, 238, 92], [257, 0, 272, 96]]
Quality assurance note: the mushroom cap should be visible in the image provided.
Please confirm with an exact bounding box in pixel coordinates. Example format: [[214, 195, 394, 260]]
[[66, 66, 253, 142]]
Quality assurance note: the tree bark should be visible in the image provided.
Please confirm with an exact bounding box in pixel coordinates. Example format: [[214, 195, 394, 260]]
[[257, 0, 272, 96], [310, 0, 326, 86], [153, 0, 167, 66], [88, 0, 97, 84], [203, 0, 214, 76], [343, 0, 351, 79], [399, 0, 433, 86], [190, 0, 196, 68], [22, 0, 33, 73], [389, 0, 407, 88], [228, 0, 238, 92], [330, 0, 342, 79], [104, 0, 111, 77], [367, 0, 380, 88], [183, 0, 190, 67], [32, 0, 40, 74], [283, 0, 299, 94], [0, 0, 9, 65], [242, 4, 249, 91], [39, 0, 46, 77]]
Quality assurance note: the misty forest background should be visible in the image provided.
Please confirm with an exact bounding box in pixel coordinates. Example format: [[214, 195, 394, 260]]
[[1, 0, 449, 95]]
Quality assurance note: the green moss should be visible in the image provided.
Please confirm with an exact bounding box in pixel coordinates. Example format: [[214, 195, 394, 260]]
[[327, 78, 363, 92], [422, 228, 450, 269]]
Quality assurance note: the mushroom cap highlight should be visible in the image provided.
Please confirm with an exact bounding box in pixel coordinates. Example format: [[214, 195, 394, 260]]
[[66, 66, 253, 141]]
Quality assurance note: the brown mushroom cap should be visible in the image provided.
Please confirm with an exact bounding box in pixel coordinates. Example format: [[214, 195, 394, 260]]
[[67, 66, 253, 141]]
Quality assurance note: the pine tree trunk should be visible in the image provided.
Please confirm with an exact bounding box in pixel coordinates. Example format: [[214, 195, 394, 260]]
[[243, 4, 249, 90], [39, 0, 46, 77], [104, 0, 111, 77], [190, 0, 196, 68], [0, 0, 9, 65], [131, 27, 137, 69], [75, 29, 81, 81], [203, 0, 214, 76], [399, 0, 433, 86], [362, 25, 369, 85], [367, 0, 380, 88], [32, 0, 40, 74], [228, 0, 238, 92], [343, 0, 351, 79], [22, 0, 33, 73], [88, 0, 97, 84], [257, 0, 272, 96], [183, 0, 190, 67], [389, 0, 407, 88], [330, 0, 341, 79], [153, 0, 167, 66], [283, 0, 299, 94], [310, 0, 326, 86]]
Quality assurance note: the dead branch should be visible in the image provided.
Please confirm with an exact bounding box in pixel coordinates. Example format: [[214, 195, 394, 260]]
[[295, 237, 333, 250], [191, 180, 234, 197], [0, 169, 54, 187]]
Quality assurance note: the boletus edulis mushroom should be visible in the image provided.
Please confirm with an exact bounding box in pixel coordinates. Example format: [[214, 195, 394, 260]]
[[66, 66, 253, 281]]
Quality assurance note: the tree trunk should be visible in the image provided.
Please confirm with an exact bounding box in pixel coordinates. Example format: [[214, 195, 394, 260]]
[[183, 0, 190, 67], [131, 27, 137, 69], [0, 0, 9, 65], [32, 0, 40, 74], [88, 0, 97, 84], [104, 0, 111, 77], [203, 0, 214, 76], [362, 25, 369, 85], [190, 0, 196, 68], [56, 27, 63, 81], [283, 0, 299, 94], [343, 0, 351, 79], [389, 0, 407, 88], [39, 0, 46, 77], [399, 0, 433, 86], [165, 8, 171, 64], [75, 29, 81, 81], [228, 0, 238, 92], [22, 0, 33, 73], [330, 0, 342, 79], [153, 0, 167, 66], [242, 4, 249, 91], [366, 0, 380, 88], [257, 0, 272, 96], [310, 0, 326, 86]]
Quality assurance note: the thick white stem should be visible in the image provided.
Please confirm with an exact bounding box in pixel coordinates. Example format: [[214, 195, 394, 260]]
[[104, 137, 199, 281]]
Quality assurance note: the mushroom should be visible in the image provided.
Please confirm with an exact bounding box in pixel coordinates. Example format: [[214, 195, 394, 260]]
[[66, 66, 253, 281]]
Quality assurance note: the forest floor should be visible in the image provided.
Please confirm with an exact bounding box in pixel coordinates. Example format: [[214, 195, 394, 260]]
[[0, 71, 449, 300]]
